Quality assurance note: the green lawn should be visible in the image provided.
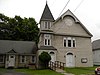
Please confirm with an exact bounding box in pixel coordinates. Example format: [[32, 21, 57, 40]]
[[0, 66, 98, 75], [15, 69, 63, 75], [0, 68, 7, 73], [64, 66, 97, 75]]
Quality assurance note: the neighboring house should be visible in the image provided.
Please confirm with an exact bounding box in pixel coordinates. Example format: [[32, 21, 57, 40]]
[[92, 39, 100, 65], [0, 40, 37, 68], [38, 3, 93, 67]]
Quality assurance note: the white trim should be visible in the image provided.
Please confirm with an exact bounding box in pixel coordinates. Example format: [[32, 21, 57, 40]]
[[44, 34, 51, 46], [63, 37, 76, 48], [67, 37, 71, 40], [72, 38, 76, 47], [68, 39, 72, 47], [63, 37, 67, 47], [44, 21, 51, 29]]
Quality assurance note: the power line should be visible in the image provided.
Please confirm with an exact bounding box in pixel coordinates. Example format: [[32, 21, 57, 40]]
[[74, 0, 84, 12], [58, 0, 71, 17]]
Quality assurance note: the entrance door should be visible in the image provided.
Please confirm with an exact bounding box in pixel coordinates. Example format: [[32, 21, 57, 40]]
[[50, 52, 56, 62], [8, 55, 15, 67], [66, 53, 75, 67]]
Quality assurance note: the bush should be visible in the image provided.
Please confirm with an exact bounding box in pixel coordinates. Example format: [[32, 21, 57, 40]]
[[39, 51, 51, 69]]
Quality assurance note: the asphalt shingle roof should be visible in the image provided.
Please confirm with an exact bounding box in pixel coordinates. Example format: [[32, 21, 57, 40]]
[[0, 40, 37, 54], [92, 39, 100, 50], [40, 3, 54, 22], [39, 46, 57, 50]]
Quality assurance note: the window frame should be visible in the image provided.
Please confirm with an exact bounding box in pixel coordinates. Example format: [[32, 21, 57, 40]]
[[31, 56, 36, 63], [44, 34, 51, 46], [20, 55, 26, 63], [73, 38, 76, 47], [63, 37, 76, 48], [44, 21, 51, 29], [68, 39, 72, 47], [63, 37, 67, 47]]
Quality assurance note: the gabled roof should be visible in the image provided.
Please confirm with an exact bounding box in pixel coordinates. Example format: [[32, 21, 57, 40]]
[[54, 9, 92, 37], [40, 3, 54, 22], [7, 49, 17, 53], [92, 39, 100, 50], [0, 40, 37, 54]]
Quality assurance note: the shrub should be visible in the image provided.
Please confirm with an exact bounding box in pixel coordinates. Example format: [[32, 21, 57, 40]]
[[39, 51, 51, 69]]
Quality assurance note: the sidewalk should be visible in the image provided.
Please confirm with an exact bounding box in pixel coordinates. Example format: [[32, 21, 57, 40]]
[[56, 69, 74, 75]]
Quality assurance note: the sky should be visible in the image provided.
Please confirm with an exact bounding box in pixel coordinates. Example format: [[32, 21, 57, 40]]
[[0, 0, 100, 41]]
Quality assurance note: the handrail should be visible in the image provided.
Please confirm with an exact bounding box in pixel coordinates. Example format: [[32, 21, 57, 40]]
[[48, 61, 65, 70]]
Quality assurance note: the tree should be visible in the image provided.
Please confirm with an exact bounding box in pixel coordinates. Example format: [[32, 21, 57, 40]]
[[39, 52, 51, 69], [0, 14, 39, 43]]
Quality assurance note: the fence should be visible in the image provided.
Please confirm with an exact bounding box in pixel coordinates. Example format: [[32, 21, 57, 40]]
[[49, 61, 65, 70]]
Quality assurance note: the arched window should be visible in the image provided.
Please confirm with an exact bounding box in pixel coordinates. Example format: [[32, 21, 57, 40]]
[[50, 52, 55, 54], [67, 53, 73, 55]]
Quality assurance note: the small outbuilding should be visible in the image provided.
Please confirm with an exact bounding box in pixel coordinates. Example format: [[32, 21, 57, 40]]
[[0, 40, 37, 68]]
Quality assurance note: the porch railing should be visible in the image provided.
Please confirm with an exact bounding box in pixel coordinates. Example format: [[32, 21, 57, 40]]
[[48, 61, 65, 70]]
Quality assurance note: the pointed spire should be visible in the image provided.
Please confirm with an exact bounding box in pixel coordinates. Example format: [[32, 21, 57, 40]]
[[46, 0, 47, 4], [40, 2, 54, 22]]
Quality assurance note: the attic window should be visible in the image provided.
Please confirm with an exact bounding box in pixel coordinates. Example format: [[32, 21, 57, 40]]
[[44, 21, 51, 29]]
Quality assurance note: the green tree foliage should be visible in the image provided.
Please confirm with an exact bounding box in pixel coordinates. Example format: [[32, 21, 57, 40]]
[[39, 51, 51, 69], [0, 13, 39, 43]]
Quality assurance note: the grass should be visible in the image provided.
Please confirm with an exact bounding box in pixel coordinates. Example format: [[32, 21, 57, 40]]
[[15, 69, 64, 75], [0, 68, 7, 73], [0, 66, 98, 75], [64, 66, 97, 75]]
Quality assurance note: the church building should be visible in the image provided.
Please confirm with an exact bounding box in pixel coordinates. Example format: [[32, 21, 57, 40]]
[[38, 3, 93, 67]]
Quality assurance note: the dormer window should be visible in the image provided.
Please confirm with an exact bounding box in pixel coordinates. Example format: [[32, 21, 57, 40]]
[[44, 21, 51, 29]]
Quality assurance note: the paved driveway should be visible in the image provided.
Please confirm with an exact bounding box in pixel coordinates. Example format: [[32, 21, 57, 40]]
[[0, 69, 27, 75]]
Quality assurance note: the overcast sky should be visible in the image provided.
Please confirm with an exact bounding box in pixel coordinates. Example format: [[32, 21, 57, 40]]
[[0, 0, 100, 41]]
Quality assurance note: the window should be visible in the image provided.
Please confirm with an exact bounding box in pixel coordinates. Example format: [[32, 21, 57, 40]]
[[63, 37, 76, 48], [44, 21, 51, 29], [31, 56, 36, 63], [20, 56, 26, 63], [45, 22, 48, 29], [44, 34, 51, 46], [63, 38, 67, 47], [45, 39, 47, 45], [48, 39, 50, 45], [0, 55, 4, 63], [10, 56, 14, 58], [68, 40, 71, 47], [73, 38, 76, 47]]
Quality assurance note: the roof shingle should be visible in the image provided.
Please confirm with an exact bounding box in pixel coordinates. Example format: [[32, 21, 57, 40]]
[[0, 40, 37, 54]]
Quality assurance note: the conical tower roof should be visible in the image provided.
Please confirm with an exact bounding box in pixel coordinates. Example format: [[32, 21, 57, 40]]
[[40, 3, 54, 22]]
